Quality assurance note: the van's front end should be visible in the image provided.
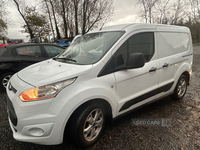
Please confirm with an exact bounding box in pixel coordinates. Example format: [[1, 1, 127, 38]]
[[5, 30, 125, 146], [5, 60, 92, 145], [6, 76, 61, 144]]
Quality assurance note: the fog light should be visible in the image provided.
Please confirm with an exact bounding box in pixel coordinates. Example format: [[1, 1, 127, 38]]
[[28, 128, 44, 137]]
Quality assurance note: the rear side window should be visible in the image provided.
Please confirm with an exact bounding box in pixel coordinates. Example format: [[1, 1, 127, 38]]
[[180, 33, 190, 51], [43, 46, 64, 58], [157, 32, 188, 59], [16, 46, 42, 57]]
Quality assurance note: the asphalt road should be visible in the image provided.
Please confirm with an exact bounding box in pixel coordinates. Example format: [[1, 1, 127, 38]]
[[1, 46, 200, 150]]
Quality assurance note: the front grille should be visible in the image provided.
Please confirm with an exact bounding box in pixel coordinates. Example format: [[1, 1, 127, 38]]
[[8, 82, 17, 93], [5, 95, 18, 126]]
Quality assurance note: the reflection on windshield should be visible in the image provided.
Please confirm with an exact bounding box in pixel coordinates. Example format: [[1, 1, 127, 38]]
[[56, 31, 124, 65]]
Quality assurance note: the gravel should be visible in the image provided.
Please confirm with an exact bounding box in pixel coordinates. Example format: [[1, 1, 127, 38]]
[[1, 46, 200, 150]]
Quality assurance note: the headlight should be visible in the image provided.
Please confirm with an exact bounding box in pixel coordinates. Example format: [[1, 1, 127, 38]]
[[19, 77, 76, 102]]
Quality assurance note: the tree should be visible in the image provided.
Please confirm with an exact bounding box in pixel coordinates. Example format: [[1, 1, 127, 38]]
[[183, 19, 200, 43], [137, 0, 159, 23], [49, 0, 61, 39], [13, 0, 34, 39], [187, 0, 200, 23], [0, 0, 8, 39], [0, 19, 7, 40], [153, 0, 170, 24], [81, 0, 113, 34], [60, 0, 68, 38], [170, 0, 184, 25], [21, 6, 51, 42], [44, 0, 56, 41], [137, 0, 186, 24], [53, 0, 71, 38], [72, 0, 80, 35], [42, 0, 113, 38]]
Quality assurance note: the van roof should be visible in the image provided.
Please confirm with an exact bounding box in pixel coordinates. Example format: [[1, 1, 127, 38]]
[[89, 23, 190, 33]]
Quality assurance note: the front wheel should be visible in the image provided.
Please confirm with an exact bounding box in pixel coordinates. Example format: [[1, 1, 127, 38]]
[[0, 73, 13, 89], [171, 75, 188, 100], [70, 104, 106, 147]]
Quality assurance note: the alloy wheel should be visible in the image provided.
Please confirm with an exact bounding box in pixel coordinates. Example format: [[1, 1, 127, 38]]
[[177, 78, 187, 98], [83, 109, 104, 142], [2, 75, 12, 88]]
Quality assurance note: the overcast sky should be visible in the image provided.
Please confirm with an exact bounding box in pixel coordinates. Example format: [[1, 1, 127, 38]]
[[6, 0, 139, 42]]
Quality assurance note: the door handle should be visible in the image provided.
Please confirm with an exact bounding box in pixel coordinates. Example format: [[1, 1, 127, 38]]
[[163, 63, 169, 68], [149, 67, 157, 73]]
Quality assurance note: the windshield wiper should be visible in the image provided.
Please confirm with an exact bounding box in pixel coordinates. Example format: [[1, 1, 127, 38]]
[[53, 57, 76, 62]]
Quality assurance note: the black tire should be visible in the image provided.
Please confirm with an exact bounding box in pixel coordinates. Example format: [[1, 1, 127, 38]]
[[0, 73, 13, 90], [70, 103, 106, 148], [171, 75, 188, 100]]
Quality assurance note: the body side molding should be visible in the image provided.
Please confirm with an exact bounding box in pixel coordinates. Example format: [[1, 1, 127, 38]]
[[119, 82, 174, 112]]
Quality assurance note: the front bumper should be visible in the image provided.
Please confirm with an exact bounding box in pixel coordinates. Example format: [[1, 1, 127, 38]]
[[8, 118, 57, 145], [5, 74, 66, 145], [6, 95, 64, 145]]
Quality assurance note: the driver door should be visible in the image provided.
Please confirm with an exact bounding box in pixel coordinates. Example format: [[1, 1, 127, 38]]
[[113, 32, 160, 113]]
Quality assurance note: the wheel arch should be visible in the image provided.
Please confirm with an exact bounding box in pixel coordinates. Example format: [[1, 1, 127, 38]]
[[63, 98, 113, 138], [182, 71, 190, 85], [0, 72, 15, 89], [0, 70, 15, 76]]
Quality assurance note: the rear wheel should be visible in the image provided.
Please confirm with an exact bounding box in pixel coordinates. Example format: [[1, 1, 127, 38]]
[[0, 73, 13, 89], [70, 103, 106, 147], [171, 75, 188, 100]]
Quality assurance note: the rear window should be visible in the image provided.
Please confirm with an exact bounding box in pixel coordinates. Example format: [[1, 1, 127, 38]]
[[180, 33, 190, 51]]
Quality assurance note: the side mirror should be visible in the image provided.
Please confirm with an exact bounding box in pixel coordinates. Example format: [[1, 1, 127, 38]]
[[126, 53, 145, 69]]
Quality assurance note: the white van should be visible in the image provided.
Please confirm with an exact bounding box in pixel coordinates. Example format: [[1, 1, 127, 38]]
[[5, 24, 193, 147]]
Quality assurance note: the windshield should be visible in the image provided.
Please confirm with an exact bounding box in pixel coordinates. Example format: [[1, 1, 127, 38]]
[[56, 31, 124, 65]]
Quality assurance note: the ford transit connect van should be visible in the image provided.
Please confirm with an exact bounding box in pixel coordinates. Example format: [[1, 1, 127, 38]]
[[5, 24, 193, 147]]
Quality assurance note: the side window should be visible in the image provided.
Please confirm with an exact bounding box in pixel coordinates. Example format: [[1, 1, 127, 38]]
[[114, 41, 128, 68], [157, 32, 184, 58], [180, 33, 190, 52], [113, 32, 154, 68], [16, 46, 41, 57], [44, 46, 64, 58], [128, 32, 154, 62], [99, 32, 154, 77], [98, 42, 127, 76]]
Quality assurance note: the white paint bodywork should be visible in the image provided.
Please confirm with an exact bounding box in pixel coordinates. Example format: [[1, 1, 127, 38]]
[[6, 23, 193, 145]]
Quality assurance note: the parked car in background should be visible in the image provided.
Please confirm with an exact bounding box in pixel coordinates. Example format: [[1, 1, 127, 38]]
[[0, 43, 15, 53], [0, 43, 15, 47], [56, 39, 70, 47], [0, 43, 65, 89]]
